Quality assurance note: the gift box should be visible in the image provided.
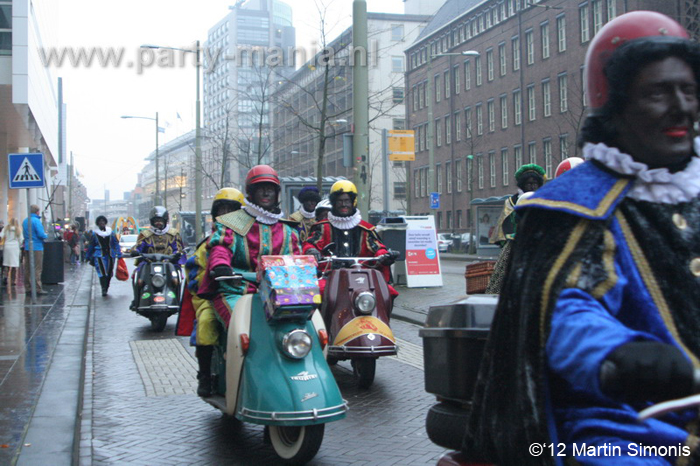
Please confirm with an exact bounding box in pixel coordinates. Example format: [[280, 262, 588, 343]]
[[258, 255, 321, 320]]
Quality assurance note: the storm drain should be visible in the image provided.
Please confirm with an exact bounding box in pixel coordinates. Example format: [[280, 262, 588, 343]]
[[130, 339, 198, 397]]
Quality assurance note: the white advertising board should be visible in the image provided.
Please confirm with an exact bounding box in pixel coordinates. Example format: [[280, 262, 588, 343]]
[[402, 215, 443, 288]]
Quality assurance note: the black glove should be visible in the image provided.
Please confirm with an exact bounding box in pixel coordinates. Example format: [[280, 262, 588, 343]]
[[380, 250, 400, 266], [130, 250, 139, 258], [210, 265, 234, 279], [600, 341, 694, 403], [307, 249, 322, 261], [171, 252, 182, 263]]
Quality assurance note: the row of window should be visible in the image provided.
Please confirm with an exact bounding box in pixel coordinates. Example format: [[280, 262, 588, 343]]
[[409, 0, 617, 72], [413, 74, 569, 151], [413, 134, 571, 198]]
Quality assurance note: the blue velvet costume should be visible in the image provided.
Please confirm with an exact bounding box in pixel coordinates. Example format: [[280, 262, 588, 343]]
[[463, 144, 700, 465]]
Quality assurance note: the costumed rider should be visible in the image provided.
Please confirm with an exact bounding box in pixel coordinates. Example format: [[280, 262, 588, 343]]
[[175, 188, 245, 397], [289, 186, 321, 242], [130, 206, 186, 309], [463, 11, 700, 464], [485, 163, 545, 294], [303, 180, 399, 299], [198, 165, 301, 329]]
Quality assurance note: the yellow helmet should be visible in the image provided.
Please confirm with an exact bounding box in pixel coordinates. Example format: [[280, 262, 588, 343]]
[[214, 188, 245, 205], [329, 180, 358, 206]]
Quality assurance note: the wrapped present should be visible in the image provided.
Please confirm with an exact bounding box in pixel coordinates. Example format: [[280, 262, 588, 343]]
[[258, 255, 321, 320]]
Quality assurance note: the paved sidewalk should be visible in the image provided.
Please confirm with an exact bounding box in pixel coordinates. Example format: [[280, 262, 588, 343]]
[[0, 263, 94, 466]]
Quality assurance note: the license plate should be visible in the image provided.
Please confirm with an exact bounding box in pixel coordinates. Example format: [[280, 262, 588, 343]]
[[154, 296, 166, 303]]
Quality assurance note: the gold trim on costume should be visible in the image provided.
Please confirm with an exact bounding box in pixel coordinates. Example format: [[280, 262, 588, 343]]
[[565, 263, 583, 288], [591, 230, 619, 299], [616, 212, 700, 368], [519, 179, 630, 218], [218, 210, 255, 236], [540, 220, 589, 347]]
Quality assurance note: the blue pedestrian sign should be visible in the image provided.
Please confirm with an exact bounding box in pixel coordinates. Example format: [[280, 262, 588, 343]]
[[8, 153, 45, 189], [430, 192, 440, 209]]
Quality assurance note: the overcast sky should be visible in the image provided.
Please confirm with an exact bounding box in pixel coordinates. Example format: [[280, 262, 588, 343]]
[[54, 0, 404, 201]]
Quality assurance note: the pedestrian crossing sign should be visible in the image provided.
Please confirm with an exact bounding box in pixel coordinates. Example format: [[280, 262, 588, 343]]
[[8, 153, 45, 189]]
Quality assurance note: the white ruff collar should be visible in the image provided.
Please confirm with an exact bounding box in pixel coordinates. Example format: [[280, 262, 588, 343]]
[[244, 202, 283, 225], [299, 206, 315, 219], [584, 139, 700, 204], [151, 224, 170, 236], [93, 226, 113, 237], [328, 209, 362, 230]]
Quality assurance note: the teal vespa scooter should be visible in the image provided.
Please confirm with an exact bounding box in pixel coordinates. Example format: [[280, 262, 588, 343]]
[[203, 268, 347, 465]]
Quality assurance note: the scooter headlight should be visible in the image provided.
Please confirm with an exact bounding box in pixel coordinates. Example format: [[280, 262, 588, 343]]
[[281, 329, 312, 359], [354, 292, 376, 314], [151, 273, 166, 288]]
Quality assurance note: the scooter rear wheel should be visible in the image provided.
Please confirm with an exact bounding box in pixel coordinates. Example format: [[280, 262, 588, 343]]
[[352, 358, 376, 389], [267, 424, 325, 465], [150, 314, 168, 332]]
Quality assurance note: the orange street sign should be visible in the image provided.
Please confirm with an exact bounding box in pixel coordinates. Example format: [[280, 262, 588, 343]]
[[388, 130, 415, 161]]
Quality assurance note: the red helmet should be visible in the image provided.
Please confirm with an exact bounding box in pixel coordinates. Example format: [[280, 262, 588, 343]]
[[554, 157, 584, 178], [245, 165, 280, 191], [584, 11, 689, 111]]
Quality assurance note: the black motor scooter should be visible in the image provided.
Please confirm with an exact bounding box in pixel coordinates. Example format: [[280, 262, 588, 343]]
[[131, 252, 183, 331]]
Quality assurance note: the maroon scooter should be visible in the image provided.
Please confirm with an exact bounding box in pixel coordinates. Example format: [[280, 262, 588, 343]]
[[319, 251, 399, 388]]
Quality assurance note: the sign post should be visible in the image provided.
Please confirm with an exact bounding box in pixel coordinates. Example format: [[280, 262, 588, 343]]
[[9, 153, 45, 300], [402, 215, 443, 288]]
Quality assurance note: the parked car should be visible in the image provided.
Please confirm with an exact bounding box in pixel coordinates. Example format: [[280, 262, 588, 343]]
[[457, 233, 473, 252], [437, 233, 453, 253], [118, 234, 138, 254]]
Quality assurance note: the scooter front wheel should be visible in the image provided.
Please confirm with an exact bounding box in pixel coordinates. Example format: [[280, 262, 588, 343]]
[[150, 314, 168, 332], [267, 424, 325, 465], [352, 358, 376, 389]]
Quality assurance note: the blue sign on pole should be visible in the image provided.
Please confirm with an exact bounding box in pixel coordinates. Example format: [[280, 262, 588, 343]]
[[430, 192, 440, 209], [8, 153, 45, 189]]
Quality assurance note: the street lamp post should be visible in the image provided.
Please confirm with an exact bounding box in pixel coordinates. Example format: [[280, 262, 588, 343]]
[[121, 113, 160, 204], [426, 50, 480, 201], [142, 42, 202, 243]]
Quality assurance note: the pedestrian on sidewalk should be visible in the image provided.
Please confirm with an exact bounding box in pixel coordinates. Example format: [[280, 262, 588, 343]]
[[87, 216, 122, 296], [81, 229, 92, 263], [67, 225, 80, 264], [22, 205, 48, 295], [1, 218, 21, 287]]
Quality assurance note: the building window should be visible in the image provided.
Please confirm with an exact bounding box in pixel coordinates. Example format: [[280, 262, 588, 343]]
[[489, 152, 496, 188], [394, 182, 406, 199], [467, 157, 473, 191], [436, 163, 442, 193], [457, 210, 463, 229], [557, 15, 567, 52], [420, 125, 426, 151], [464, 60, 471, 90], [544, 138, 553, 177], [560, 133, 569, 158], [456, 159, 463, 192], [455, 111, 462, 141], [541, 22, 550, 59], [499, 42, 507, 76], [580, 4, 590, 43], [412, 86, 418, 111], [435, 74, 441, 102], [486, 48, 494, 81], [444, 70, 451, 99], [512, 36, 520, 71], [514, 144, 523, 170], [475, 55, 482, 86], [437, 211, 442, 229], [414, 169, 420, 198], [542, 80, 551, 117], [592, 0, 603, 34], [528, 141, 537, 164], [478, 155, 484, 189], [414, 126, 420, 153], [391, 24, 404, 41], [436, 118, 442, 147], [527, 85, 536, 121], [501, 148, 509, 186], [500, 94, 508, 129], [487, 100, 495, 132], [393, 118, 406, 130], [446, 161, 453, 193], [514, 89, 522, 126], [558, 73, 568, 112], [445, 115, 452, 144], [476, 103, 483, 135], [422, 167, 428, 197], [419, 82, 425, 108], [392, 56, 404, 72], [454, 65, 461, 94], [525, 29, 534, 65], [607, 0, 616, 21], [465, 107, 473, 138], [447, 211, 452, 230], [393, 87, 405, 104]]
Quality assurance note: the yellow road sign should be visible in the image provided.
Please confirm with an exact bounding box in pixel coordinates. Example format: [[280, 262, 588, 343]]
[[388, 130, 415, 161]]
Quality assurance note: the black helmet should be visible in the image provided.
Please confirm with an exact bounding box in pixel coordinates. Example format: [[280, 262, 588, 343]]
[[149, 206, 169, 227]]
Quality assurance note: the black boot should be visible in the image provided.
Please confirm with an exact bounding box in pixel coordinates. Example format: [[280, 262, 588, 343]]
[[196, 346, 213, 397]]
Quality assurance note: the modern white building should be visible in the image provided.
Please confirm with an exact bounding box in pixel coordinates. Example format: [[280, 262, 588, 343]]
[[0, 0, 60, 225]]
